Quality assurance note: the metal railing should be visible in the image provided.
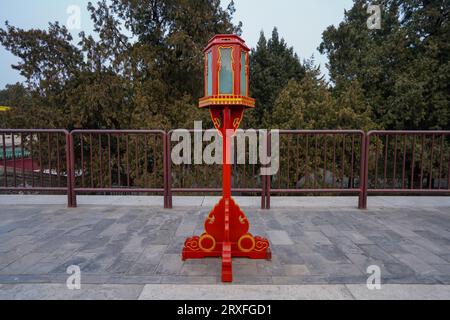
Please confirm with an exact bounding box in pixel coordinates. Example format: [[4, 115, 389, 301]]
[[167, 129, 266, 208], [0, 129, 74, 206], [265, 130, 366, 209], [363, 131, 450, 208], [69, 130, 167, 207], [1, 129, 449, 209]]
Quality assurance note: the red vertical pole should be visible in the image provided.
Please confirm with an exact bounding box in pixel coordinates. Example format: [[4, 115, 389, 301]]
[[223, 108, 231, 199], [222, 107, 232, 282]]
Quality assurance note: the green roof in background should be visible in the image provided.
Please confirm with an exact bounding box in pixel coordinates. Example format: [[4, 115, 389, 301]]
[[0, 147, 31, 160], [0, 106, 12, 112]]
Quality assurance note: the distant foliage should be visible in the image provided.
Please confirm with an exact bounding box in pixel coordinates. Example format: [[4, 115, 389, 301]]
[[0, 0, 241, 130], [1, 0, 449, 132], [271, 64, 376, 131], [319, 0, 450, 130], [246, 28, 306, 128]]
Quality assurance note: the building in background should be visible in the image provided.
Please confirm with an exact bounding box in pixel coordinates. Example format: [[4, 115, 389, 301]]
[[1, 106, 40, 175]]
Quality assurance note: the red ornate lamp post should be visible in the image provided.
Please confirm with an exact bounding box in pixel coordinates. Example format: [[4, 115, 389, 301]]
[[182, 35, 271, 282]]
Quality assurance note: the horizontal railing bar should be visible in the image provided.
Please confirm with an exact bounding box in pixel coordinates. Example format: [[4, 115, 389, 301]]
[[368, 189, 450, 194], [278, 130, 364, 134], [0, 187, 68, 192], [0, 129, 69, 134], [75, 188, 164, 193], [270, 189, 361, 194], [171, 188, 262, 193], [70, 130, 165, 135], [368, 130, 450, 136]]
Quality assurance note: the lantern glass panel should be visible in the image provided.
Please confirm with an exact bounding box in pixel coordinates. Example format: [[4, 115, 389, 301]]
[[240, 52, 247, 96], [207, 51, 213, 96], [219, 48, 233, 94]]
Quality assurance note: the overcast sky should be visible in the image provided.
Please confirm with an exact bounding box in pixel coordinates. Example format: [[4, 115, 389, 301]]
[[0, 0, 354, 89]]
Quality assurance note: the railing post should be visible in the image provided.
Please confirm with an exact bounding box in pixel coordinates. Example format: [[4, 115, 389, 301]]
[[163, 131, 168, 208], [266, 131, 271, 209], [358, 132, 368, 209], [163, 131, 172, 209], [168, 132, 172, 208], [65, 132, 71, 207], [261, 173, 266, 209], [66, 132, 77, 208], [70, 133, 77, 207]]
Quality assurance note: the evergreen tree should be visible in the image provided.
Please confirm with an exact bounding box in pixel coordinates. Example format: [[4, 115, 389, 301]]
[[271, 62, 375, 130], [0, 83, 32, 128], [247, 28, 305, 128], [319, 0, 450, 130], [0, 0, 241, 130]]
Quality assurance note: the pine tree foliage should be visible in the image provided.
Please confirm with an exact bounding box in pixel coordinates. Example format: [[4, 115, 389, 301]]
[[319, 0, 450, 130], [0, 0, 241, 130], [247, 28, 305, 128]]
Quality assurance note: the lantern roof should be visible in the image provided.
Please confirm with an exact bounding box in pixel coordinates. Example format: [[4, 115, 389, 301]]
[[204, 34, 250, 53]]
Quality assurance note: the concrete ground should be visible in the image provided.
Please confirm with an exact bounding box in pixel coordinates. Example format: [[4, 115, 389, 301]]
[[0, 195, 450, 300]]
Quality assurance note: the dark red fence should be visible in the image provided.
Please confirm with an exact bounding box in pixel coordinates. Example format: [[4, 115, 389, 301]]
[[167, 129, 266, 208], [1, 129, 449, 209], [362, 131, 450, 208], [265, 130, 366, 209], [0, 129, 74, 206], [69, 130, 167, 207]]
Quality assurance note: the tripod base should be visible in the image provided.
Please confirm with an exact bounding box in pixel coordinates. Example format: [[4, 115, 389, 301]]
[[182, 197, 271, 282]]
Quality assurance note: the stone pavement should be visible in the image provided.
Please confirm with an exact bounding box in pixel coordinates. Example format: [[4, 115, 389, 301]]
[[0, 195, 450, 299], [2, 283, 450, 300]]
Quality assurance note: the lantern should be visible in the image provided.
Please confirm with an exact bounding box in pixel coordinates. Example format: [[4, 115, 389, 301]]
[[199, 35, 255, 133], [182, 35, 271, 283]]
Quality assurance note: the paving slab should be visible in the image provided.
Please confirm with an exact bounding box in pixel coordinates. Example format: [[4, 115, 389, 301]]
[[0, 283, 144, 300], [345, 284, 450, 300], [267, 230, 294, 245], [138, 284, 355, 300]]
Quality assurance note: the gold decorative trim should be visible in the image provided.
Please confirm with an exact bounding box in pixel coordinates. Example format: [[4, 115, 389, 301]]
[[238, 234, 256, 253], [199, 234, 216, 252], [199, 96, 255, 108], [232, 109, 244, 131], [254, 237, 270, 252], [238, 214, 247, 225], [207, 214, 215, 224], [184, 237, 200, 252]]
